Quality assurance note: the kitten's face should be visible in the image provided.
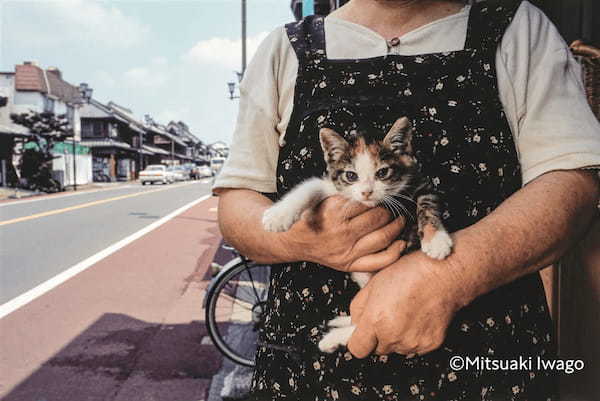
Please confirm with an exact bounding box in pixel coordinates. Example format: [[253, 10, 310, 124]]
[[319, 117, 416, 206]]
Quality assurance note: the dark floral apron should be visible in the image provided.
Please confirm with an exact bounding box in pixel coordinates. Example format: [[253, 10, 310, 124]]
[[250, 1, 556, 400]]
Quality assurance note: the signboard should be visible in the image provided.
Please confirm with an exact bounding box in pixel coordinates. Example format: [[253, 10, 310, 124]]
[[154, 135, 170, 145]]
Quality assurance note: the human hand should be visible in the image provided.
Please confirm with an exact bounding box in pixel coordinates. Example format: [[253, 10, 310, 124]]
[[282, 195, 406, 272], [347, 250, 467, 357]]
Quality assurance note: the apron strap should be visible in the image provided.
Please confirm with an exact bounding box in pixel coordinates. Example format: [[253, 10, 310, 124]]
[[465, 0, 523, 53], [284, 16, 328, 69]]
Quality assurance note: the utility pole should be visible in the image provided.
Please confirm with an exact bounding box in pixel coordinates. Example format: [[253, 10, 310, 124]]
[[241, 0, 247, 76], [72, 138, 77, 190], [138, 130, 143, 177]]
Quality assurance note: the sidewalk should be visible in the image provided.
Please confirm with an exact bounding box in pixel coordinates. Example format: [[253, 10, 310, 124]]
[[0, 181, 133, 202], [0, 196, 231, 401]]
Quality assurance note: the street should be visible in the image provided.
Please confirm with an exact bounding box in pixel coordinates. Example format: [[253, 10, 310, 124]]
[[0, 179, 233, 401], [0, 180, 213, 305]]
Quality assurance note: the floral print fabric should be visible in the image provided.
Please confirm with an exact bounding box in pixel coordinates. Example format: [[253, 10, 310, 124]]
[[250, 1, 556, 400]]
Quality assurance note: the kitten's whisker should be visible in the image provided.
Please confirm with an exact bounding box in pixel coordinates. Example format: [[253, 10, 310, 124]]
[[385, 195, 415, 222], [381, 199, 397, 218], [383, 196, 402, 219], [393, 193, 417, 205]]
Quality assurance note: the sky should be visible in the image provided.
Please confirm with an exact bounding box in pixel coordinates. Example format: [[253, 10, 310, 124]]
[[0, 0, 294, 145]]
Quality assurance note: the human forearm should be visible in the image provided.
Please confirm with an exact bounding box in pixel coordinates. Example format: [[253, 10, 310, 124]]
[[217, 188, 406, 269], [446, 170, 600, 307], [217, 188, 300, 264]]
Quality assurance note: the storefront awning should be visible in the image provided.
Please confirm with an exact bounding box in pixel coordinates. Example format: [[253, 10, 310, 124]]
[[80, 139, 133, 150]]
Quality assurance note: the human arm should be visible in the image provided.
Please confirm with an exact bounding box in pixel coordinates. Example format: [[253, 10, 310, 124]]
[[347, 169, 599, 357], [218, 188, 407, 270], [346, 1, 600, 357]]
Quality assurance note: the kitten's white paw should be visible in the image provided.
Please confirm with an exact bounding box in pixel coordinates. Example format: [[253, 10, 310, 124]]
[[262, 206, 299, 232], [421, 229, 453, 260], [350, 272, 372, 289], [318, 325, 356, 353], [327, 315, 352, 328]]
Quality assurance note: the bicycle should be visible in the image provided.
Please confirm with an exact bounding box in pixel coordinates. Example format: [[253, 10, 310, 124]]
[[203, 243, 271, 367]]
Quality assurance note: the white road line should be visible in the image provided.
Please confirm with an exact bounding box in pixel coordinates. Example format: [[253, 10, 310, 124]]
[[0, 180, 203, 208], [0, 185, 135, 207], [0, 193, 212, 320]]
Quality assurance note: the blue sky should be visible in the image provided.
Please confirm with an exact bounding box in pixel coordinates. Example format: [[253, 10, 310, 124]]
[[0, 0, 294, 144]]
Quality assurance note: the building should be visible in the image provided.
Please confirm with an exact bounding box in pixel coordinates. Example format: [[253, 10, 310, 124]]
[[79, 99, 153, 181], [208, 141, 229, 158], [0, 62, 92, 188]]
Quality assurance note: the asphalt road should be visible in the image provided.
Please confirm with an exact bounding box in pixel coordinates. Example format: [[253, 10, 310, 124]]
[[0, 179, 214, 305]]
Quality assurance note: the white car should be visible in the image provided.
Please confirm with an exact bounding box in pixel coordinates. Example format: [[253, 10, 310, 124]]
[[167, 166, 186, 182], [197, 165, 213, 178], [140, 164, 172, 185], [210, 157, 226, 175]]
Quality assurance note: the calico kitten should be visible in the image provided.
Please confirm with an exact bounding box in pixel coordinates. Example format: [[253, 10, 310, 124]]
[[262, 117, 453, 352]]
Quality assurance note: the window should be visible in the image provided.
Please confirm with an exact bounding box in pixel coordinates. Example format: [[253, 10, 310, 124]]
[[43, 97, 55, 113], [82, 120, 108, 138]]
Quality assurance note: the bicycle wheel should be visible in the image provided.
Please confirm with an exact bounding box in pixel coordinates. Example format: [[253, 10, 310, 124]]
[[205, 258, 270, 367]]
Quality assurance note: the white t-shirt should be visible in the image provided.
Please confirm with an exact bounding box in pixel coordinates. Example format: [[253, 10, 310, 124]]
[[213, 1, 600, 194]]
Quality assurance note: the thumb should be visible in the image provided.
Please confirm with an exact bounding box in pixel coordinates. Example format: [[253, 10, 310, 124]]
[[350, 285, 370, 325], [347, 319, 377, 359]]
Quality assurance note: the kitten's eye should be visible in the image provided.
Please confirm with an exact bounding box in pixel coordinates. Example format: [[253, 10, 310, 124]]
[[376, 167, 390, 179], [345, 171, 358, 182]]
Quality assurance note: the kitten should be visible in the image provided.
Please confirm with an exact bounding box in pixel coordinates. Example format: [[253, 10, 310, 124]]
[[262, 117, 453, 353]]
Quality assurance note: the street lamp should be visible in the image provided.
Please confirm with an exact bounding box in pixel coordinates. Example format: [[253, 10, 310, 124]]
[[70, 82, 93, 191], [226, 0, 246, 99], [227, 71, 244, 100], [227, 81, 238, 100]]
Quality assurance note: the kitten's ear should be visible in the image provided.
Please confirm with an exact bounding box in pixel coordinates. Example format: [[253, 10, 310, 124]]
[[319, 128, 349, 162], [383, 117, 413, 154]]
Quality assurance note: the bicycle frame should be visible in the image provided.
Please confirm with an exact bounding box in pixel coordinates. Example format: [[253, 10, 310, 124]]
[[202, 255, 245, 309]]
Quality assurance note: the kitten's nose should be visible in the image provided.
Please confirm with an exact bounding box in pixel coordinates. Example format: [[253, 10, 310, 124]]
[[361, 190, 373, 199]]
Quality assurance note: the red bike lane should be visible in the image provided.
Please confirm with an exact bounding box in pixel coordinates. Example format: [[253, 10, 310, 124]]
[[0, 196, 227, 401]]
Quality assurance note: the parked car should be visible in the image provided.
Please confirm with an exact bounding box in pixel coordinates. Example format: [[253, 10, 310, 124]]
[[182, 164, 195, 180], [167, 166, 188, 182], [176, 165, 190, 180], [197, 165, 213, 178], [210, 157, 226, 175], [140, 165, 172, 185]]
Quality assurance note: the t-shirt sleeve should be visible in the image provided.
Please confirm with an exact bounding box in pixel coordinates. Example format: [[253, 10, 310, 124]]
[[497, 1, 600, 186], [212, 27, 285, 195]]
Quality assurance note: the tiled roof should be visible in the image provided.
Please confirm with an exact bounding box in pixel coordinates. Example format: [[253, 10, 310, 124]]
[[46, 70, 80, 103], [15, 64, 48, 93], [15, 64, 81, 103], [0, 123, 31, 137], [80, 139, 133, 150], [143, 144, 170, 155]]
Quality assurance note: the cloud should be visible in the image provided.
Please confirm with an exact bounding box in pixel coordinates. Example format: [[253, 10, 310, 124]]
[[155, 107, 191, 125], [184, 31, 269, 70], [123, 67, 168, 89], [122, 57, 170, 89], [6, 0, 150, 49], [93, 70, 117, 88]]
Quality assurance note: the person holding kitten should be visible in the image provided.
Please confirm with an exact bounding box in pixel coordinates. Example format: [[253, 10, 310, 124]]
[[213, 0, 600, 400]]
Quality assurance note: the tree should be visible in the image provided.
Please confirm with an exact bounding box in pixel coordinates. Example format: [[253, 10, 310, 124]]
[[10, 110, 71, 192]]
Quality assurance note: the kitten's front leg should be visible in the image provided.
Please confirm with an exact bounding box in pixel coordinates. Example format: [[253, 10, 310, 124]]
[[416, 193, 453, 260], [262, 177, 334, 232], [319, 316, 356, 353]]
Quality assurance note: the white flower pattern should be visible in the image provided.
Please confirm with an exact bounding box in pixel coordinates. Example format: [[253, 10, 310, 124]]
[[251, 5, 556, 401]]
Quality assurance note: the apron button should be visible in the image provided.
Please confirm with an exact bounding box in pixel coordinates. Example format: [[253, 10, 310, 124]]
[[387, 37, 401, 47]]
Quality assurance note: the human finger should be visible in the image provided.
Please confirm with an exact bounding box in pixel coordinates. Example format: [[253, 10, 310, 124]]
[[349, 286, 370, 325], [347, 240, 406, 272], [320, 196, 369, 222], [347, 207, 396, 237], [351, 217, 406, 256], [347, 321, 378, 359]]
